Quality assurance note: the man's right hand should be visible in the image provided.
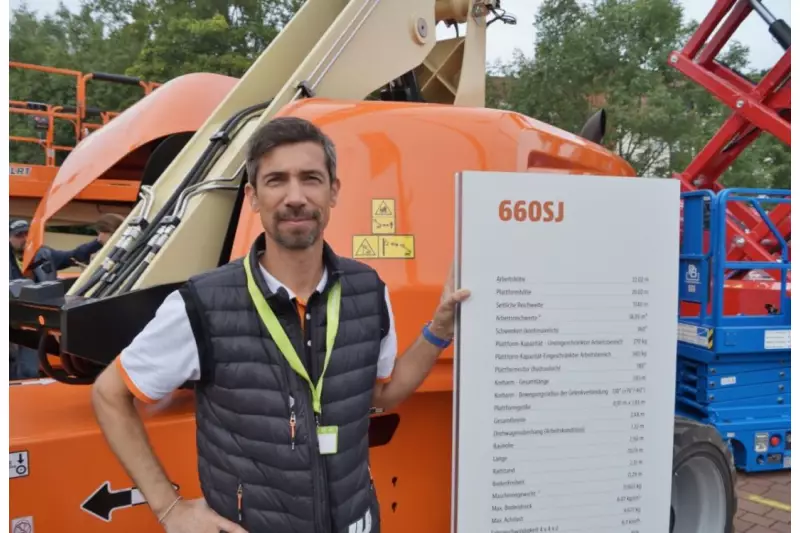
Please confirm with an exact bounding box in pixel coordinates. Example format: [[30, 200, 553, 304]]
[[162, 498, 247, 533]]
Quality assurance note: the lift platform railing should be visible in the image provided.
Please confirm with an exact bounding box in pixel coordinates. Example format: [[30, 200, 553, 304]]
[[668, 0, 791, 279], [713, 189, 791, 323], [9, 62, 160, 166], [678, 189, 791, 333]]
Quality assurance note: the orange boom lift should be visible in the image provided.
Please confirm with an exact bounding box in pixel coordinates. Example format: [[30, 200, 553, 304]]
[[9, 62, 159, 224], [9, 1, 747, 532], [9, 61, 238, 257]]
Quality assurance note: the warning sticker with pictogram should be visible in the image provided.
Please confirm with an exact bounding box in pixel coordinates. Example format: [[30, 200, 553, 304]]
[[371, 199, 396, 234], [9, 451, 29, 479], [372, 199, 395, 217], [352, 236, 379, 259], [11, 516, 34, 533], [377, 235, 415, 258]]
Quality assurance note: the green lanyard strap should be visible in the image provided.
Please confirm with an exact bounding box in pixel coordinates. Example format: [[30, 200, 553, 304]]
[[243, 253, 341, 415]]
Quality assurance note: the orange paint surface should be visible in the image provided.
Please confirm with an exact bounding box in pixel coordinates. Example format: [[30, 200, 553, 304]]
[[23, 73, 239, 269]]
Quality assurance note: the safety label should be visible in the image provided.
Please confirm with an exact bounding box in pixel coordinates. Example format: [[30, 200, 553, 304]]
[[353, 236, 379, 259], [9, 451, 29, 479], [764, 329, 790, 350], [377, 235, 415, 258], [11, 516, 33, 533], [353, 197, 414, 260], [371, 199, 396, 234], [353, 235, 415, 259], [677, 322, 712, 348]]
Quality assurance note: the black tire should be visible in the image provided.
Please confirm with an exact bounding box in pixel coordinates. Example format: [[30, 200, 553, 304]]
[[671, 416, 737, 533]]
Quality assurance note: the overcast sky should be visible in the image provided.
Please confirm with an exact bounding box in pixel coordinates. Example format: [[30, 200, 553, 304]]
[[9, 0, 791, 71]]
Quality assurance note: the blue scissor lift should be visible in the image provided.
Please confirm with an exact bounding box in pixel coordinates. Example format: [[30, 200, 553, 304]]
[[676, 188, 791, 473]]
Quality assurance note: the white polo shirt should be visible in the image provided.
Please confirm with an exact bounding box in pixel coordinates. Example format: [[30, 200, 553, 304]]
[[117, 262, 398, 403]]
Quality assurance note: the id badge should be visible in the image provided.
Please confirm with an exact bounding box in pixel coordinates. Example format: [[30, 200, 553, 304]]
[[317, 425, 339, 455]]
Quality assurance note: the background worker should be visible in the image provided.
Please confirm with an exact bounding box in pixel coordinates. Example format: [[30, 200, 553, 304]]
[[9, 213, 125, 380], [9, 213, 125, 282], [90, 117, 470, 533]]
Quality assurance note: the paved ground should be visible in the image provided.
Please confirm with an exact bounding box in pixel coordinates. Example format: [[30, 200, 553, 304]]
[[734, 469, 791, 532]]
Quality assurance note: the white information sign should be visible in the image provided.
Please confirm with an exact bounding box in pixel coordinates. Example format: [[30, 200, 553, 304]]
[[452, 171, 680, 533]]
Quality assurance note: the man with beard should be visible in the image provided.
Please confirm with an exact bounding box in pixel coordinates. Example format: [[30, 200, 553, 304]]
[[91, 116, 470, 533]]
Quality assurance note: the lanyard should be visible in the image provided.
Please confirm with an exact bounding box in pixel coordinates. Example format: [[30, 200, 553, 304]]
[[243, 253, 341, 415]]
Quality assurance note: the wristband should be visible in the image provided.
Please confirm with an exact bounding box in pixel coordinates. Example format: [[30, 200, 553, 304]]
[[158, 495, 183, 524], [422, 321, 452, 349]]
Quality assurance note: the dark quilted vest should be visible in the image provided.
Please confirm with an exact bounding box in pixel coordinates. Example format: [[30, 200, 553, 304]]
[[180, 234, 384, 533]]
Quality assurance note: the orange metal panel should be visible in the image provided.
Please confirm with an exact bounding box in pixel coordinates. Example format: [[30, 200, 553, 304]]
[[9, 383, 201, 532], [10, 165, 60, 198], [23, 73, 238, 267]]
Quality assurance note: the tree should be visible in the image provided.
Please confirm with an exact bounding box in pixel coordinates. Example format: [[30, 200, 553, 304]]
[[487, 0, 789, 188], [9, 0, 304, 165]]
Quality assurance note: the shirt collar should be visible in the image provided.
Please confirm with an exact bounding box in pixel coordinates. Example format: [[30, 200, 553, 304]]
[[257, 262, 328, 302], [247, 232, 342, 302]]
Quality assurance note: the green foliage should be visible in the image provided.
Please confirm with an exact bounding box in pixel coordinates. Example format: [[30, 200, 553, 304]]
[[487, 0, 790, 188], [9, 0, 303, 164], [9, 0, 789, 190]]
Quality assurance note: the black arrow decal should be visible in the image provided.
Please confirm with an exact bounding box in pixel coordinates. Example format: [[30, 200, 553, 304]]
[[81, 481, 180, 522]]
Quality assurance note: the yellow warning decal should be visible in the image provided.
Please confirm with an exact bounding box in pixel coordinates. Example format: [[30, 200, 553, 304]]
[[353, 235, 379, 259], [352, 235, 415, 259], [371, 199, 396, 234], [372, 199, 395, 217], [377, 235, 415, 259]]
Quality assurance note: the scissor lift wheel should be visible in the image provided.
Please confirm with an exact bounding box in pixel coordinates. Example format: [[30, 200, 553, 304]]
[[670, 417, 737, 533]]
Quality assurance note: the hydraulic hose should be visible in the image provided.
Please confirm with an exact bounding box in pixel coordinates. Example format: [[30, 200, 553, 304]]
[[74, 186, 155, 297], [116, 181, 242, 293], [78, 99, 273, 298], [36, 329, 95, 385], [90, 145, 222, 296]]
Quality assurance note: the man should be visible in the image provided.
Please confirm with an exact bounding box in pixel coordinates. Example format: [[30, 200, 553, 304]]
[[9, 213, 124, 281], [91, 116, 470, 533], [9, 213, 125, 379]]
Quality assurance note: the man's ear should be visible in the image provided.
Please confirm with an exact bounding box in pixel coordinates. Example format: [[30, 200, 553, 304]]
[[330, 178, 341, 208], [244, 182, 259, 213]]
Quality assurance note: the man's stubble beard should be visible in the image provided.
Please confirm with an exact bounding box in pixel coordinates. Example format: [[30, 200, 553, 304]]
[[274, 224, 321, 250], [271, 208, 323, 251]]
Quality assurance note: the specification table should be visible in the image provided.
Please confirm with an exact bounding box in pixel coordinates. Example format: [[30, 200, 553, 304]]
[[452, 171, 681, 533]]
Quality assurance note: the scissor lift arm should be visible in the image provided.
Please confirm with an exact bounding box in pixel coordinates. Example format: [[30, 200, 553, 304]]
[[669, 0, 790, 278]]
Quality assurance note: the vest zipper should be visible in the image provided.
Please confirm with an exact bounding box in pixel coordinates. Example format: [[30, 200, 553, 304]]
[[308, 409, 330, 533], [305, 295, 331, 533], [237, 482, 243, 524], [289, 395, 297, 450]]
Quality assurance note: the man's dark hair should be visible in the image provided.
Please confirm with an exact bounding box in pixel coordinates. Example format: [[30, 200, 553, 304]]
[[245, 116, 337, 187]]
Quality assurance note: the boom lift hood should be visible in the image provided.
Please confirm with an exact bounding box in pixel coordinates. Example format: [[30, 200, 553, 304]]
[[23, 72, 238, 269]]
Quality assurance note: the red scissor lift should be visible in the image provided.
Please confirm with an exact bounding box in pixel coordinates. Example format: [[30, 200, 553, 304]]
[[670, 0, 790, 294]]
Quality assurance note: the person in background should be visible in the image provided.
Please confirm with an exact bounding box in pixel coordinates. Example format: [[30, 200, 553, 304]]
[[9, 213, 125, 380], [9, 213, 124, 282]]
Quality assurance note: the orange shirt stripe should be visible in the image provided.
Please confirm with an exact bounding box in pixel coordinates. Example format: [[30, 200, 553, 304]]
[[115, 356, 159, 404]]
